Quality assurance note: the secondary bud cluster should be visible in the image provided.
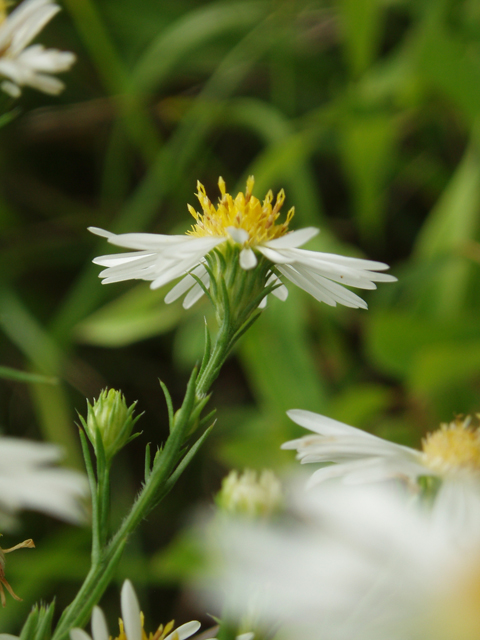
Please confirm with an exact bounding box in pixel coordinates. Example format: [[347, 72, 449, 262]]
[[216, 469, 283, 519]]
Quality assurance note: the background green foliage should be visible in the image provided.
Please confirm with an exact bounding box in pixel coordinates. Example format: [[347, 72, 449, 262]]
[[1, 0, 480, 632]]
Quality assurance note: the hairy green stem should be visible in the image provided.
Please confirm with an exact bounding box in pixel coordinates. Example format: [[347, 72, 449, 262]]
[[52, 261, 264, 640]]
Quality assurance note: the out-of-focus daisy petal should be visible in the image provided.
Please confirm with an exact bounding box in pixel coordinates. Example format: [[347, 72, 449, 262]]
[[0, 0, 75, 96]]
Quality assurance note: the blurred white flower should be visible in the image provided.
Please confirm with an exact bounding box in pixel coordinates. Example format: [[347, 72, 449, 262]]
[[70, 580, 200, 640], [202, 481, 480, 640], [90, 177, 395, 310], [0, 0, 76, 98], [283, 411, 480, 534], [0, 436, 88, 530]]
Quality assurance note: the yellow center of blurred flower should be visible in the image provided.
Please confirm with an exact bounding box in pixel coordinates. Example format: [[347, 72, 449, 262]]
[[187, 176, 294, 246], [421, 417, 480, 475], [116, 614, 176, 640], [0, 1, 8, 24], [431, 557, 480, 640]]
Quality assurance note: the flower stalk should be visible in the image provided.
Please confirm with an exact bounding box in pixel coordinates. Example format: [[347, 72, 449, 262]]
[[51, 286, 256, 640]]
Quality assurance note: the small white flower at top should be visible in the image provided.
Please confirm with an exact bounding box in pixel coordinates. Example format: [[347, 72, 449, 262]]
[[0, 0, 76, 98], [90, 177, 396, 310], [70, 580, 200, 640], [283, 411, 480, 533]]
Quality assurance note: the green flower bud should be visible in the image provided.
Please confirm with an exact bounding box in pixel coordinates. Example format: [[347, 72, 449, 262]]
[[216, 469, 283, 519], [82, 389, 141, 462]]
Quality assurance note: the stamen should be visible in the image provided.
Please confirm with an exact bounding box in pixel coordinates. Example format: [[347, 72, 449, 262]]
[[187, 177, 294, 246], [218, 176, 226, 197], [245, 175, 255, 201]]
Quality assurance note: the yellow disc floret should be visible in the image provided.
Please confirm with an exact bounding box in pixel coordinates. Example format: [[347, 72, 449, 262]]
[[116, 614, 176, 640], [187, 176, 294, 246], [421, 416, 480, 476]]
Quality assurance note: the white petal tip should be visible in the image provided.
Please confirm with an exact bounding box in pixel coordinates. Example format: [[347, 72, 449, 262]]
[[239, 247, 258, 270], [164, 621, 201, 640], [88, 227, 112, 238]]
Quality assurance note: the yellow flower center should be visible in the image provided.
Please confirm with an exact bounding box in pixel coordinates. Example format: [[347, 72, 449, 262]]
[[0, 1, 11, 24], [116, 614, 177, 640], [421, 417, 480, 476], [187, 176, 294, 246], [431, 557, 480, 640]]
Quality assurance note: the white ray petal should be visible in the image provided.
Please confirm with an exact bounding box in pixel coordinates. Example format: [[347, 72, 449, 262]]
[[276, 265, 339, 306], [227, 226, 249, 244], [239, 247, 257, 270], [286, 410, 391, 441], [271, 282, 288, 301], [70, 630, 92, 640], [164, 265, 208, 304], [89, 226, 113, 239], [93, 251, 154, 268], [164, 621, 201, 640], [264, 227, 319, 248], [257, 246, 293, 264], [258, 295, 268, 309], [293, 264, 369, 309], [121, 580, 141, 640], [183, 282, 207, 309], [91, 607, 109, 640], [150, 257, 205, 290], [306, 458, 388, 487]]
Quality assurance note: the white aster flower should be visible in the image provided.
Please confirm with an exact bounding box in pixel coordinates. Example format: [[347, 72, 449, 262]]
[[0, 0, 76, 98], [0, 436, 88, 530], [90, 176, 396, 310], [70, 580, 200, 640], [283, 411, 480, 534], [202, 481, 480, 640]]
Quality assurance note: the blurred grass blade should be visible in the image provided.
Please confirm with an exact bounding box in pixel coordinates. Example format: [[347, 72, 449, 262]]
[[63, 0, 162, 163], [339, 112, 396, 243], [239, 290, 328, 416], [414, 141, 480, 316], [75, 283, 183, 347], [339, 0, 383, 77], [410, 340, 480, 395], [414, 19, 480, 124], [221, 97, 326, 227], [131, 1, 266, 95], [0, 366, 57, 385], [0, 286, 81, 464]]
